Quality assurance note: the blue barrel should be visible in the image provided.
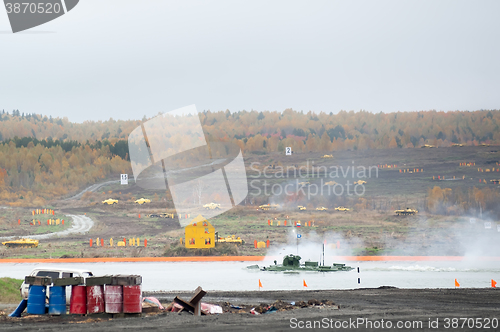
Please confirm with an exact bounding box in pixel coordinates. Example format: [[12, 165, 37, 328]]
[[27, 285, 46, 315], [48, 286, 66, 315]]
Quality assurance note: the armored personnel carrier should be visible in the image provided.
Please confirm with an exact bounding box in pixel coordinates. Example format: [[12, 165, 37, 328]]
[[2, 238, 39, 248], [250, 254, 353, 272]]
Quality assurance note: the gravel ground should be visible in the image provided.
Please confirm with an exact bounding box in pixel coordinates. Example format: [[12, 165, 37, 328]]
[[1, 287, 499, 331]]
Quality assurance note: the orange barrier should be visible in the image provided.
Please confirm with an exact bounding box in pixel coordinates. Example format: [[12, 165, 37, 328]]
[[0, 256, 268, 263], [1, 256, 500, 264], [336, 256, 500, 261]]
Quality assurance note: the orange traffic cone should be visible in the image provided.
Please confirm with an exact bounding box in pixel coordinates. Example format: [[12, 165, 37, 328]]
[[492, 279, 497, 288], [455, 279, 460, 288], [258, 279, 263, 289], [303, 279, 308, 287]]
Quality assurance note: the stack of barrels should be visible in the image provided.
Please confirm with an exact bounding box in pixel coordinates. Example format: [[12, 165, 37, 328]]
[[81, 275, 143, 315], [25, 275, 142, 316]]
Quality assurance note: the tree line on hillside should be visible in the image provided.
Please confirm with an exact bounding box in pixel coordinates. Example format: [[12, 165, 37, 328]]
[[426, 186, 499, 217], [3, 136, 129, 160], [201, 109, 500, 153], [0, 109, 498, 152], [0, 108, 499, 205], [0, 110, 141, 143], [0, 141, 131, 206]]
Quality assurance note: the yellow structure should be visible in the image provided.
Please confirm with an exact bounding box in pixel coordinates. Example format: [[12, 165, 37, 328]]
[[185, 215, 215, 249]]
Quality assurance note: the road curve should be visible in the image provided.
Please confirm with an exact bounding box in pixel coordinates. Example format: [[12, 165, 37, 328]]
[[64, 159, 223, 201], [0, 215, 93, 240], [64, 180, 121, 200]]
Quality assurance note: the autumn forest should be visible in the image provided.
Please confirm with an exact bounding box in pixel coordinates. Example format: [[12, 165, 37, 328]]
[[0, 108, 499, 207]]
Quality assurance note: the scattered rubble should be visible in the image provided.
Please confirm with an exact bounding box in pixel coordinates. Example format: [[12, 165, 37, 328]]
[[222, 299, 338, 314]]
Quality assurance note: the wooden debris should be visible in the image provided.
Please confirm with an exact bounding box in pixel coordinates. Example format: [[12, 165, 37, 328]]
[[53, 277, 84, 286], [25, 276, 52, 286], [173, 286, 207, 316]]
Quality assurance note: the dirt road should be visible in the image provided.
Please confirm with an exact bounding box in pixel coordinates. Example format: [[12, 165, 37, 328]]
[[0, 215, 93, 241], [63, 180, 125, 200], [1, 288, 498, 331]]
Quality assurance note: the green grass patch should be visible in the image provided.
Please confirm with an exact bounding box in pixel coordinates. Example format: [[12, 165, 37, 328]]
[[11, 249, 81, 259], [163, 242, 240, 256], [0, 278, 23, 303]]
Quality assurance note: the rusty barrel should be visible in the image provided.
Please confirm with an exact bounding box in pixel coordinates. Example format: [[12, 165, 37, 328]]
[[48, 286, 66, 315], [69, 285, 87, 314], [123, 285, 142, 313], [86, 285, 105, 314], [104, 285, 122, 313]]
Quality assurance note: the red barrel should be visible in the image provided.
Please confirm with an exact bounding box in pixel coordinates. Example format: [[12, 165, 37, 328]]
[[86, 285, 105, 314], [123, 285, 142, 313], [69, 285, 87, 314], [104, 285, 122, 313]]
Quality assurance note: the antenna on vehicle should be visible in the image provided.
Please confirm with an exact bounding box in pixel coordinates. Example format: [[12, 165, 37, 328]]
[[322, 243, 325, 266]]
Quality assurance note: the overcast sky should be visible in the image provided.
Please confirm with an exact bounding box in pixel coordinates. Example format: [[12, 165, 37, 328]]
[[1, 0, 499, 123]]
